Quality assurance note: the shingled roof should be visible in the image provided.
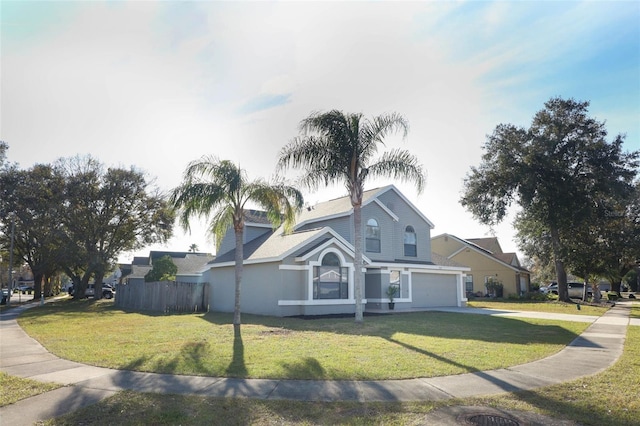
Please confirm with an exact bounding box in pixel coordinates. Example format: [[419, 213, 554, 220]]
[[210, 227, 329, 264]]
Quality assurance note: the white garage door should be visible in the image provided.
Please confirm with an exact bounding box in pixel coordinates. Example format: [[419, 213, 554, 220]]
[[411, 273, 458, 307]]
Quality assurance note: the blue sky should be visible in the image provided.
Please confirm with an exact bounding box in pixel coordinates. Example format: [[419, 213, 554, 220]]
[[1, 1, 638, 262]]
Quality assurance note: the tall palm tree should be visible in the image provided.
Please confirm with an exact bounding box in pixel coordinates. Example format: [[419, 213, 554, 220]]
[[188, 243, 199, 252], [170, 156, 303, 327], [278, 110, 425, 323]]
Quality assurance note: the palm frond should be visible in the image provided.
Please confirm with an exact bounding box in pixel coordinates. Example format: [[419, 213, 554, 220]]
[[359, 112, 409, 155], [210, 206, 234, 250], [366, 149, 426, 193], [248, 181, 304, 234]]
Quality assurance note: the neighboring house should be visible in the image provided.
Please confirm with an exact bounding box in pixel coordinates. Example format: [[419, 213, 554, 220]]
[[431, 234, 531, 297], [202, 185, 469, 317], [124, 251, 215, 285]]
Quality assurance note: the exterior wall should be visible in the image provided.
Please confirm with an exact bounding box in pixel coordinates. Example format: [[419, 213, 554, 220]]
[[278, 244, 359, 316], [217, 224, 271, 256], [175, 275, 203, 284], [297, 216, 351, 241], [365, 271, 383, 298], [126, 277, 145, 286], [410, 272, 458, 308], [244, 225, 272, 245], [450, 250, 520, 296], [431, 235, 464, 257], [365, 268, 411, 310], [206, 242, 362, 317], [361, 203, 396, 262], [207, 262, 293, 317], [377, 191, 432, 263]]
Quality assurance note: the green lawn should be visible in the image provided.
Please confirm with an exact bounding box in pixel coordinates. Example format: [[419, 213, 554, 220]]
[[8, 301, 638, 425], [467, 299, 610, 316], [18, 299, 591, 380], [0, 372, 60, 406], [40, 312, 640, 426]]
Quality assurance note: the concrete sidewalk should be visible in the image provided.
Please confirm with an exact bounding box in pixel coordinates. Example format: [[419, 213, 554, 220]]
[[0, 299, 633, 425]]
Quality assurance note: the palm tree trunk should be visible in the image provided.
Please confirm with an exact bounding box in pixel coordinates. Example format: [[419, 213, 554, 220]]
[[233, 227, 243, 327], [353, 204, 364, 323]]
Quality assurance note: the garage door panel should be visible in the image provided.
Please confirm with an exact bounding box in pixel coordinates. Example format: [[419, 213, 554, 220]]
[[411, 273, 457, 307]]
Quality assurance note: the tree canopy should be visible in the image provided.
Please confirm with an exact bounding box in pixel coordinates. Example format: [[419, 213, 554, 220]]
[[0, 156, 174, 300], [461, 97, 638, 302], [0, 141, 7, 168], [145, 255, 178, 282]]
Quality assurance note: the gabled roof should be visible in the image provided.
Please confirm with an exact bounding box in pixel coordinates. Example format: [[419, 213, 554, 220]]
[[492, 252, 520, 268], [132, 256, 149, 266], [432, 233, 529, 274], [209, 226, 369, 267], [126, 252, 216, 278], [295, 184, 434, 230], [244, 209, 276, 227], [149, 251, 211, 261], [129, 264, 152, 279], [466, 237, 503, 254], [174, 253, 216, 276]]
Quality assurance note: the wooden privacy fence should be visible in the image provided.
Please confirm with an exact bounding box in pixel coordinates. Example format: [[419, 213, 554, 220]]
[[115, 281, 209, 313]]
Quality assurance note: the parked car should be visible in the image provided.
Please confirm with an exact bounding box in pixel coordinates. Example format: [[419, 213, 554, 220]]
[[540, 282, 592, 298], [540, 283, 557, 295], [69, 284, 114, 299]]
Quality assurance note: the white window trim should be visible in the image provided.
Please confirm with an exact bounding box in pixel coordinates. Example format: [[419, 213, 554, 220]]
[[277, 248, 359, 306]]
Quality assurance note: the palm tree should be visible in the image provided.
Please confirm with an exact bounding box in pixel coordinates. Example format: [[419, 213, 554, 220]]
[[188, 243, 199, 252], [170, 156, 303, 327], [278, 110, 425, 323]]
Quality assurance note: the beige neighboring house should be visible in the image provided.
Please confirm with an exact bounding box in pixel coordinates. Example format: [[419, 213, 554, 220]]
[[431, 234, 531, 298]]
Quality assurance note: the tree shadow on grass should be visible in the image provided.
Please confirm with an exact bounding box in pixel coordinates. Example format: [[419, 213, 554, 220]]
[[225, 324, 247, 377]]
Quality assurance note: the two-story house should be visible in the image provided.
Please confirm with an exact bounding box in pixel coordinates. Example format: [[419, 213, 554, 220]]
[[431, 234, 530, 298], [201, 185, 469, 317]]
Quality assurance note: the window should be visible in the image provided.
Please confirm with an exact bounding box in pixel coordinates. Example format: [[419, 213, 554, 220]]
[[366, 218, 381, 253], [404, 226, 416, 257], [390, 270, 402, 298], [313, 252, 348, 299], [464, 275, 473, 294]]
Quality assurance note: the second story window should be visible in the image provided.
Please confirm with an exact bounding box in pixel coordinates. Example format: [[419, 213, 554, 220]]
[[366, 218, 381, 253], [404, 225, 416, 257]]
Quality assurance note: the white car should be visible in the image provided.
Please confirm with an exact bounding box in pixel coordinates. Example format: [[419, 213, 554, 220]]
[[539, 283, 557, 294], [69, 284, 114, 299], [540, 282, 592, 298]]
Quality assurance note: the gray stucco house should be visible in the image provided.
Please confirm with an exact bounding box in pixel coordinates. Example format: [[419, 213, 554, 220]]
[[202, 185, 469, 316]]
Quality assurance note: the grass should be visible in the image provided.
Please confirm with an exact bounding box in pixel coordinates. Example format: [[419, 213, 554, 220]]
[[468, 304, 640, 425], [40, 307, 640, 425], [17, 299, 592, 380], [0, 293, 38, 314], [0, 372, 61, 406], [467, 298, 610, 316]]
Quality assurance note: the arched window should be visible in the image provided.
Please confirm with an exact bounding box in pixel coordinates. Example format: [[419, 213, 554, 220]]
[[366, 218, 381, 253], [404, 225, 417, 257], [313, 252, 348, 299]]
